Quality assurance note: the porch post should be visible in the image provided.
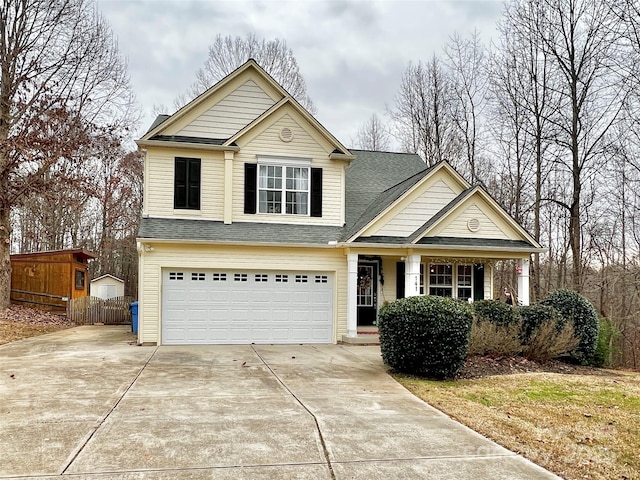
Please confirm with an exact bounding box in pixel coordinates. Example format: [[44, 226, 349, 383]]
[[517, 257, 530, 306], [346, 253, 358, 337], [405, 254, 421, 297]]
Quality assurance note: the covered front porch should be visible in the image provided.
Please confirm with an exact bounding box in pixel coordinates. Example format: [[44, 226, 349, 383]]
[[341, 248, 533, 343]]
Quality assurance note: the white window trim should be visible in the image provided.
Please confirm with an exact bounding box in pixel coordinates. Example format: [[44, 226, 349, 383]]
[[257, 156, 311, 216], [425, 263, 474, 300]]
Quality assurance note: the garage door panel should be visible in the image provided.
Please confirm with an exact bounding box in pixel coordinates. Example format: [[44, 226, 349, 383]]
[[162, 269, 333, 345]]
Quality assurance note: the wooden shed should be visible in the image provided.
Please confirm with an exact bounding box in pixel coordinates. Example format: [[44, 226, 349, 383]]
[[10, 248, 96, 310]]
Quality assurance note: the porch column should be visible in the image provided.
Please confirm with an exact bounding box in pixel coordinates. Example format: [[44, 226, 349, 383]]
[[223, 150, 234, 224], [517, 257, 530, 306], [346, 253, 358, 337], [405, 254, 421, 297]]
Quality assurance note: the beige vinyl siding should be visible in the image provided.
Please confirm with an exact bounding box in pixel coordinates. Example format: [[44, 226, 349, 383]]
[[485, 263, 493, 300], [233, 112, 343, 225], [435, 204, 513, 239], [177, 81, 275, 139], [372, 180, 458, 237], [138, 244, 347, 344], [380, 257, 400, 304], [144, 146, 224, 220]]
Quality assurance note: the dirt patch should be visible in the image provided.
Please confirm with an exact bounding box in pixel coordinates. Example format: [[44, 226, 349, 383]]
[[0, 305, 75, 345]]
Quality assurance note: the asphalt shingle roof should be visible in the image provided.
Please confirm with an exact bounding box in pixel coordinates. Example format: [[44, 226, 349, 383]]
[[344, 150, 426, 231], [139, 217, 344, 245], [416, 237, 535, 249]]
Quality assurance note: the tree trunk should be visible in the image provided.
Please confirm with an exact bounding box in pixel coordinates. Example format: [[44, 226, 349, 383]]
[[0, 206, 11, 310]]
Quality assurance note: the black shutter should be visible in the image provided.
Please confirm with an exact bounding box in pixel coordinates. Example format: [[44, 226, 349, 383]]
[[244, 163, 257, 214], [310, 167, 322, 217], [396, 262, 405, 299], [473, 263, 485, 301], [174, 158, 187, 209], [188, 159, 201, 209]]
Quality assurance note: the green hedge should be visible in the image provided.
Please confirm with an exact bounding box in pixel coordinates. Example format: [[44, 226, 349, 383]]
[[472, 299, 519, 327], [378, 296, 472, 379], [540, 289, 599, 364], [518, 304, 557, 342]]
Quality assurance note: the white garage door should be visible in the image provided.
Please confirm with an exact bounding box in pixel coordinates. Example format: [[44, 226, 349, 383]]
[[161, 269, 334, 345]]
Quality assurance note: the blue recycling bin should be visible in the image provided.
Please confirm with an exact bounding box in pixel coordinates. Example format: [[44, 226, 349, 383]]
[[130, 301, 139, 334]]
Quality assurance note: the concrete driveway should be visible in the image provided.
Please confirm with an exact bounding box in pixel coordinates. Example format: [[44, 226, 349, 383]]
[[0, 326, 560, 479]]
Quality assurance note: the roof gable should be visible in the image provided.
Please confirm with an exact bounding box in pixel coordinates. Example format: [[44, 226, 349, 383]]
[[413, 187, 541, 247], [225, 97, 352, 156], [229, 103, 336, 155], [359, 168, 467, 238], [91, 274, 124, 284], [140, 60, 286, 142], [175, 80, 276, 139], [345, 161, 469, 242]]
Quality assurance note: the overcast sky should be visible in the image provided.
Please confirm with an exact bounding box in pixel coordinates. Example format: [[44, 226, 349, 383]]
[[97, 0, 505, 149]]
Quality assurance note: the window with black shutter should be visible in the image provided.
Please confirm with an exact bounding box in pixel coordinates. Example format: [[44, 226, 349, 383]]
[[174, 157, 201, 210], [244, 162, 323, 217]]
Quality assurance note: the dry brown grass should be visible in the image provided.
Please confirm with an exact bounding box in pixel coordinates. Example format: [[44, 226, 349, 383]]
[[524, 321, 580, 362], [0, 320, 69, 344], [468, 318, 523, 357], [396, 370, 640, 480]]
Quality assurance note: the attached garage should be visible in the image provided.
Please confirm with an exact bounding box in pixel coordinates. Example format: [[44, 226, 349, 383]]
[[161, 269, 334, 344]]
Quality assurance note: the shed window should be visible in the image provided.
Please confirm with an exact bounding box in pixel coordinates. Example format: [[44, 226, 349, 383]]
[[75, 270, 85, 290], [174, 157, 201, 209]]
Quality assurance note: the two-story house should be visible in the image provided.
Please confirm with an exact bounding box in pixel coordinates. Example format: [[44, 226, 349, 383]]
[[136, 59, 543, 346]]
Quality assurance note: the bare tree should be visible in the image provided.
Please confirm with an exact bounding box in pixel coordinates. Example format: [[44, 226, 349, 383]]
[[444, 30, 489, 184], [175, 33, 316, 113], [389, 57, 461, 166], [352, 113, 390, 151], [534, 0, 630, 291], [490, 0, 559, 300], [0, 0, 136, 310]]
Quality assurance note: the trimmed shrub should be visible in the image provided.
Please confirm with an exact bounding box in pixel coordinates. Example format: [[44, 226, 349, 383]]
[[378, 296, 472, 379], [518, 304, 557, 343], [472, 299, 519, 327], [593, 318, 621, 367], [468, 317, 523, 357], [540, 290, 599, 364]]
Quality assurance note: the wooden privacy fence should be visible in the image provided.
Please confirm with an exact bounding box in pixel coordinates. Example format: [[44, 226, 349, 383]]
[[67, 296, 135, 325]]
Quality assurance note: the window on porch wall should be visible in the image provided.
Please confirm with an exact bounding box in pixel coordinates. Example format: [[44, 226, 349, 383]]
[[423, 263, 474, 301]]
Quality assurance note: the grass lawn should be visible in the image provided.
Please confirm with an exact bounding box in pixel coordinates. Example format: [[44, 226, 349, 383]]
[[396, 369, 640, 480]]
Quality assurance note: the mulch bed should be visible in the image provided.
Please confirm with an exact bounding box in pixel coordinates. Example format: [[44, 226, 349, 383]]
[[457, 355, 618, 379]]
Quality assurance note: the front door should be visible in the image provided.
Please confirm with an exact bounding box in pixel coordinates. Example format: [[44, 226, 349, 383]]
[[357, 261, 378, 326]]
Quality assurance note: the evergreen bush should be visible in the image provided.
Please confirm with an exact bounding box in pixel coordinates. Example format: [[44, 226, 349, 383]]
[[540, 289, 599, 363], [378, 296, 472, 379]]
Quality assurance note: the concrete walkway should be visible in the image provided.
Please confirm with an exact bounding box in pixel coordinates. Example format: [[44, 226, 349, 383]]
[[0, 326, 560, 479]]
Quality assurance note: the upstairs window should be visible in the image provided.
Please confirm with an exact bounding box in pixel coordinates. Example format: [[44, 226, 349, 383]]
[[258, 165, 309, 215], [174, 157, 201, 210], [245, 162, 322, 217]]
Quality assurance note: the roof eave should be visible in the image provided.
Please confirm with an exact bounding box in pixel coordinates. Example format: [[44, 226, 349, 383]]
[[329, 152, 355, 162], [136, 139, 240, 152], [341, 241, 547, 254], [137, 237, 342, 249]]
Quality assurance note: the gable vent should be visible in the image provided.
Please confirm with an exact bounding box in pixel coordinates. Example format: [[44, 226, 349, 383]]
[[467, 218, 481, 232], [279, 127, 294, 142]]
